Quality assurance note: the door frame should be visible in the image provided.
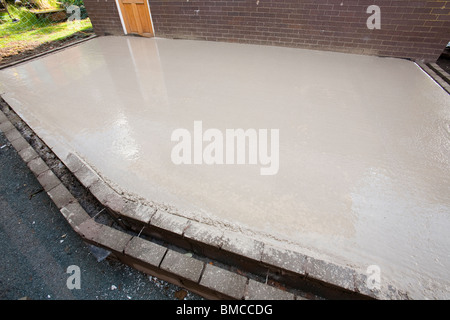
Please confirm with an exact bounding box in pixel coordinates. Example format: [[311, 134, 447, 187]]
[[115, 0, 155, 37]]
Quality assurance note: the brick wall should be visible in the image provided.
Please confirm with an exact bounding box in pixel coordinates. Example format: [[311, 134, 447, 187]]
[[85, 0, 450, 62], [84, 0, 124, 36]]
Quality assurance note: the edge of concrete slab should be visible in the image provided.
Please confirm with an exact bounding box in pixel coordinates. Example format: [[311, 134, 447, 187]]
[[0, 35, 98, 70], [416, 61, 450, 94], [0, 105, 408, 300], [428, 63, 450, 86]]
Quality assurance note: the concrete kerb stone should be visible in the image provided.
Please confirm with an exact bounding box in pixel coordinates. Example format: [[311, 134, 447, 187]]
[[0, 110, 7, 123], [63, 152, 84, 173], [245, 279, 296, 300], [0, 120, 14, 133], [74, 163, 100, 189], [76, 219, 131, 261], [27, 157, 50, 177], [88, 178, 129, 226], [37, 169, 62, 192], [47, 183, 76, 209], [104, 190, 127, 214], [183, 220, 224, 257], [220, 230, 265, 262], [150, 210, 191, 235], [259, 245, 314, 295], [4, 127, 22, 142], [160, 249, 205, 284], [354, 271, 408, 300], [18, 146, 39, 163], [10, 136, 29, 153], [47, 183, 76, 210], [62, 153, 128, 220], [124, 236, 167, 268], [92, 223, 133, 256], [261, 245, 307, 277], [88, 179, 113, 204], [304, 256, 356, 293], [76, 218, 103, 243], [260, 245, 375, 299], [354, 272, 382, 300], [146, 210, 192, 248], [120, 201, 156, 230], [429, 62, 450, 84], [214, 230, 268, 277], [60, 202, 91, 229], [200, 263, 248, 300]]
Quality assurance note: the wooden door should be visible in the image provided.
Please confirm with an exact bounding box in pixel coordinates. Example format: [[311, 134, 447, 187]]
[[118, 0, 154, 37]]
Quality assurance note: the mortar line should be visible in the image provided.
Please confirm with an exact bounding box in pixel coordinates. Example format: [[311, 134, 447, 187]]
[[197, 262, 207, 284], [158, 248, 169, 269]]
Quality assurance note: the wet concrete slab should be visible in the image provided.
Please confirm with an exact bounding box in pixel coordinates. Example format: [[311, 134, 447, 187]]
[[1, 36, 449, 299]]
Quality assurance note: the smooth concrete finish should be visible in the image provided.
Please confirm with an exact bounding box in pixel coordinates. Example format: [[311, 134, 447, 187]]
[[1, 36, 450, 299]]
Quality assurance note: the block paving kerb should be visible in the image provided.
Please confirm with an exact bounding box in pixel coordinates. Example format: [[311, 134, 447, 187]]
[[0, 106, 406, 300]]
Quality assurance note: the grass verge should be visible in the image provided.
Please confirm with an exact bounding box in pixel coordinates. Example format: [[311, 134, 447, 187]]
[[0, 5, 92, 60]]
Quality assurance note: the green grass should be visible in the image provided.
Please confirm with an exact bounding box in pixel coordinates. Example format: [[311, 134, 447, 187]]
[[0, 5, 92, 56]]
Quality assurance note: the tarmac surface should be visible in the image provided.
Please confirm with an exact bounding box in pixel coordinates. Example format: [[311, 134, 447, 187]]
[[1, 36, 449, 299], [0, 132, 201, 300]]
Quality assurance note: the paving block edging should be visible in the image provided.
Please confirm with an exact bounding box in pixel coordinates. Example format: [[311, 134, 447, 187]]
[[0, 108, 407, 300], [416, 61, 450, 94]]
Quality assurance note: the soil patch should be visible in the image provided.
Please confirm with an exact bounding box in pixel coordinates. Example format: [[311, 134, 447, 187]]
[[0, 29, 94, 66]]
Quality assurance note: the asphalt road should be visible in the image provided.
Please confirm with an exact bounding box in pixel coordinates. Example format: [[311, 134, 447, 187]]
[[0, 131, 201, 300]]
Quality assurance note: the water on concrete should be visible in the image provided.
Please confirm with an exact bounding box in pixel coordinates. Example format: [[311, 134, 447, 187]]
[[1, 36, 449, 299]]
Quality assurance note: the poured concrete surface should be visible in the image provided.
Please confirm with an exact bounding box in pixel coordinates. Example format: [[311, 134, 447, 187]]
[[1, 36, 449, 299]]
